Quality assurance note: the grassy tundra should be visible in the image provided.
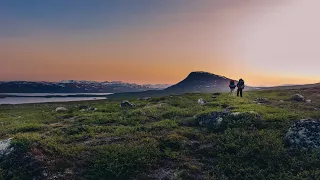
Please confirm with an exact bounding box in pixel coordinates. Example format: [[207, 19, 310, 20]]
[[0, 87, 320, 180]]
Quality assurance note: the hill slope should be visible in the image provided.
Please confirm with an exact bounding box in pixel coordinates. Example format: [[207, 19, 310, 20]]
[[165, 71, 233, 93]]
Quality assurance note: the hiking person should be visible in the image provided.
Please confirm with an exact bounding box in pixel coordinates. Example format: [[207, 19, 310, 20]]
[[237, 78, 245, 97], [229, 80, 236, 95]]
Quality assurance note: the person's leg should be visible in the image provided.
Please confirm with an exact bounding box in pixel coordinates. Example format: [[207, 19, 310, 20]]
[[237, 88, 240, 97], [240, 89, 243, 97]]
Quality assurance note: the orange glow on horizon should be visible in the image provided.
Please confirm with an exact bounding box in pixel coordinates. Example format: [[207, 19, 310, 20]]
[[1, 0, 320, 86]]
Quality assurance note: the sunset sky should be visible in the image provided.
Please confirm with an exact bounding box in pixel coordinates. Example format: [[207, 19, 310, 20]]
[[1, 0, 320, 86]]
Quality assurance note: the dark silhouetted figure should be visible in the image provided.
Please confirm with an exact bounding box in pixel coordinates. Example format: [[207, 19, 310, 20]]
[[237, 78, 245, 97]]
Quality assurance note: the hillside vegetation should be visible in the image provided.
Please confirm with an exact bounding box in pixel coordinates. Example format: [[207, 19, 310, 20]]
[[1, 87, 320, 179]]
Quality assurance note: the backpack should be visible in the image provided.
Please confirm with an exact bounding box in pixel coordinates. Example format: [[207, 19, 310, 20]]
[[229, 80, 236, 88], [238, 80, 245, 89]]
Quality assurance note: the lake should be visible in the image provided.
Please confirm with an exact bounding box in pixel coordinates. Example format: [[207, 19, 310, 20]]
[[0, 93, 111, 105]]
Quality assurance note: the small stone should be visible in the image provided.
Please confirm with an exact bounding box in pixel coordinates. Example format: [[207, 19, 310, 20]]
[[306, 99, 312, 103], [231, 112, 241, 116], [55, 107, 68, 112], [216, 117, 223, 125], [120, 100, 134, 108], [87, 107, 96, 111], [291, 94, 305, 102], [198, 98, 207, 105]]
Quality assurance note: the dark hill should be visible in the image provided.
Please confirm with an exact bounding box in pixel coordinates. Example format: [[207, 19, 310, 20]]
[[165, 71, 233, 93]]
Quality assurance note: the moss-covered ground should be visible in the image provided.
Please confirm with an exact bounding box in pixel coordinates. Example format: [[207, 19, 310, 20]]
[[0, 87, 320, 179]]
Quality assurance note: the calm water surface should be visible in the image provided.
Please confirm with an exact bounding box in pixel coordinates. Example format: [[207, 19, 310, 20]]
[[0, 93, 111, 105]]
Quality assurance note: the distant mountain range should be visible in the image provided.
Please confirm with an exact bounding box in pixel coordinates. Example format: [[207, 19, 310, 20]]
[[2, 71, 316, 96], [0, 81, 171, 93]]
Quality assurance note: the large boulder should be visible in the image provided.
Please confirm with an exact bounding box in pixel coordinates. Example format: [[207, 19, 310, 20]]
[[285, 119, 320, 149], [55, 107, 68, 113], [291, 94, 305, 102], [120, 100, 134, 108]]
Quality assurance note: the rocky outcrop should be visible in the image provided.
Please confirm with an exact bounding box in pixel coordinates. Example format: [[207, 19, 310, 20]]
[[291, 94, 305, 102], [285, 119, 320, 149]]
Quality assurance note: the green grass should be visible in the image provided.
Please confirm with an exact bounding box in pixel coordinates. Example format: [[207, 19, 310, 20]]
[[0, 88, 320, 179]]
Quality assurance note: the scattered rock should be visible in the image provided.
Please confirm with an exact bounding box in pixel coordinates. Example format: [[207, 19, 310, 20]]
[[291, 94, 305, 102], [285, 119, 320, 149], [0, 138, 13, 157], [212, 93, 221, 96], [212, 95, 217, 99], [279, 100, 285, 103], [255, 98, 269, 104], [306, 99, 312, 103], [120, 100, 134, 108], [198, 98, 207, 105], [55, 107, 68, 113]]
